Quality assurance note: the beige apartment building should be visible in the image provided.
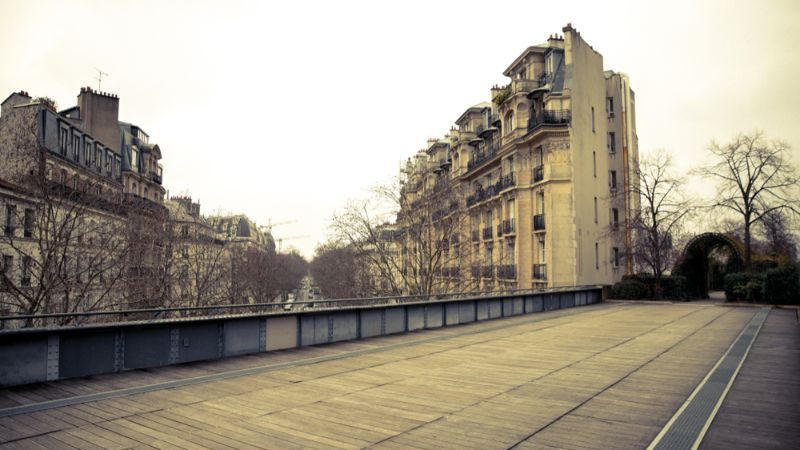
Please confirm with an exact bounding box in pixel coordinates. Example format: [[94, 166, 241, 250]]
[[399, 24, 639, 291]]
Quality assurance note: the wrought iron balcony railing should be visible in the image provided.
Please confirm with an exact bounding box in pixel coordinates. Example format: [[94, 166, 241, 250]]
[[527, 109, 571, 131], [482, 227, 493, 240], [533, 264, 547, 280], [533, 214, 546, 231], [533, 165, 544, 183], [503, 218, 515, 235]]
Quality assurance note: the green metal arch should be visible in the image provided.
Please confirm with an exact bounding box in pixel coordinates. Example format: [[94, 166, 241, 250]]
[[673, 232, 745, 298]]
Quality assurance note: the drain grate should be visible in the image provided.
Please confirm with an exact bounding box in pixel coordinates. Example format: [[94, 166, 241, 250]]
[[648, 308, 770, 450]]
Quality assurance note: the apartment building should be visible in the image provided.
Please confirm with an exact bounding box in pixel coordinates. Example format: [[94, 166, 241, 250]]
[[398, 24, 639, 291], [0, 88, 168, 317]]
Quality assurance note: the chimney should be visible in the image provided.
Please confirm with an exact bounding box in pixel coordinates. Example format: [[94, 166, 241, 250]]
[[77, 87, 121, 153]]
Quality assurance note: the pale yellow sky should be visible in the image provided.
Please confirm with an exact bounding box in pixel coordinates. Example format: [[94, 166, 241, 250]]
[[1, 0, 799, 256]]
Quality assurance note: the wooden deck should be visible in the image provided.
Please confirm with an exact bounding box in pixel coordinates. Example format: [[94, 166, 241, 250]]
[[0, 302, 792, 449], [700, 308, 800, 449]]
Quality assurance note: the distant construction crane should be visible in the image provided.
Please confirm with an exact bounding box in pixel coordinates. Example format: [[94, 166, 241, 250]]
[[276, 235, 309, 252], [261, 218, 296, 233]]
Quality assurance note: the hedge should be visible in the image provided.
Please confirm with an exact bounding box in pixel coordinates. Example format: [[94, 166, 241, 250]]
[[611, 279, 649, 299], [763, 265, 800, 305], [613, 274, 688, 300], [724, 273, 764, 302]]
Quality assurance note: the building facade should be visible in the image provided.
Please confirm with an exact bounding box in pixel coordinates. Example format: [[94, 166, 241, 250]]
[[398, 25, 639, 292], [0, 88, 169, 317]]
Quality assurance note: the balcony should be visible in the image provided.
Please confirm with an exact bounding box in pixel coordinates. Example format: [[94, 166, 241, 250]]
[[482, 227, 493, 240], [533, 165, 544, 183], [151, 173, 162, 184], [533, 264, 547, 280], [497, 264, 516, 279], [471, 230, 480, 242], [466, 142, 498, 173], [481, 265, 494, 278], [527, 109, 571, 132], [501, 173, 515, 190], [533, 214, 546, 231], [502, 218, 516, 235], [511, 78, 544, 95], [471, 265, 481, 278]]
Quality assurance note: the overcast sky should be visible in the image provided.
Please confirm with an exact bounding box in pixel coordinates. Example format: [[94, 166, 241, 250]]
[[1, 0, 798, 257]]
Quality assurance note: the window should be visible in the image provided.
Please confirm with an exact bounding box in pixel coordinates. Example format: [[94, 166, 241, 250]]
[[105, 150, 112, 174], [608, 132, 616, 153], [537, 237, 545, 264], [611, 208, 619, 227], [24, 209, 34, 238], [593, 151, 597, 177], [84, 141, 92, 166], [2, 255, 12, 288], [114, 155, 122, 178], [95, 148, 102, 169], [21, 256, 31, 286], [593, 197, 598, 224], [612, 247, 620, 268], [72, 133, 80, 160], [181, 246, 189, 258], [59, 128, 69, 155], [181, 225, 189, 237], [5, 205, 15, 236], [131, 147, 139, 171], [591, 107, 595, 132], [607, 96, 614, 115], [609, 170, 617, 190], [595, 242, 599, 270], [505, 112, 514, 134]]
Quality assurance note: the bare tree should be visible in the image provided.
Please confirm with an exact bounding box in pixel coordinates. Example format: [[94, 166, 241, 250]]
[[758, 209, 798, 265], [629, 150, 693, 294], [0, 104, 130, 323], [697, 132, 799, 270], [310, 241, 370, 299], [331, 178, 467, 297]]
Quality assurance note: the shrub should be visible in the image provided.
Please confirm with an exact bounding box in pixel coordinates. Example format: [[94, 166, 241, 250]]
[[724, 273, 764, 302], [611, 279, 649, 299], [763, 265, 800, 305], [617, 274, 687, 300], [659, 275, 688, 300]]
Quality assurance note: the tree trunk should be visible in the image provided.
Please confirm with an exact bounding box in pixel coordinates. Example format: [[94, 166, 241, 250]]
[[744, 218, 752, 271]]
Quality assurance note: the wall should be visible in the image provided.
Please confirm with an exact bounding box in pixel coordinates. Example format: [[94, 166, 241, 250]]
[[0, 287, 603, 387]]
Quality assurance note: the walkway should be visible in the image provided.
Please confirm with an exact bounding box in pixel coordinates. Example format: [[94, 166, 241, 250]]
[[0, 303, 795, 449]]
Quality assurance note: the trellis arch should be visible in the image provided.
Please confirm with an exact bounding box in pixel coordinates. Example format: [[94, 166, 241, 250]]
[[673, 232, 744, 298]]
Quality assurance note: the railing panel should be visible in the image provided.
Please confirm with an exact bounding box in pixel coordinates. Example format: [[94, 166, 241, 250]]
[[124, 327, 170, 369], [425, 304, 444, 328], [385, 307, 406, 335], [59, 331, 116, 379], [0, 337, 48, 386], [331, 312, 359, 343], [0, 286, 603, 387], [408, 305, 426, 331], [265, 316, 297, 351], [360, 310, 383, 338], [178, 323, 221, 364], [223, 319, 260, 357]]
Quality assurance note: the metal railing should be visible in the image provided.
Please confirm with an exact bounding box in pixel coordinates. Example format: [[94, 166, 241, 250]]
[[503, 218, 516, 234], [533, 214, 546, 231], [0, 284, 604, 331], [528, 109, 571, 131], [482, 226, 493, 240], [533, 264, 547, 280], [497, 264, 516, 279], [533, 165, 544, 183]]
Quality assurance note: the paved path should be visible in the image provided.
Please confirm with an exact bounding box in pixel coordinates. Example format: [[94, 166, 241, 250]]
[[0, 303, 792, 449]]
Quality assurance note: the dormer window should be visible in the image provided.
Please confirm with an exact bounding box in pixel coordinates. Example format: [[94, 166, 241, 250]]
[[131, 147, 139, 171]]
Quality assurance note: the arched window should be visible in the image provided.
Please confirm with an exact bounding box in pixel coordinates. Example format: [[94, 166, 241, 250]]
[[505, 112, 514, 134]]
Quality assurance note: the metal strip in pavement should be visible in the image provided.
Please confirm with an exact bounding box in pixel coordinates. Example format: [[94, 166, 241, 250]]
[[0, 303, 621, 418], [647, 307, 770, 450]]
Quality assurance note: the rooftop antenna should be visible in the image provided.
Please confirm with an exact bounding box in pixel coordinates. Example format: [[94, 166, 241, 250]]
[[94, 68, 109, 91]]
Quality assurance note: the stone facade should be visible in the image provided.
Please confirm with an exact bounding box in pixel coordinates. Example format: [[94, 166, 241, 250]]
[[398, 25, 639, 291]]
